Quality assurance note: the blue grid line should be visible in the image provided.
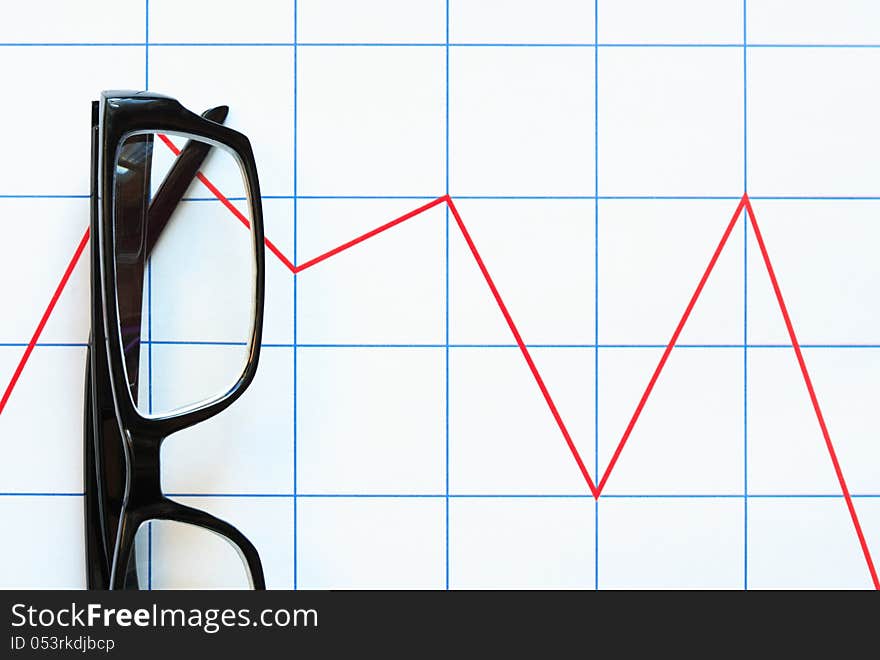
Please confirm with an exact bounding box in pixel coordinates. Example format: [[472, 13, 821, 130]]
[[444, 0, 451, 592], [6, 492, 877, 499], [144, 0, 149, 89], [7, 42, 880, 48], [12, 341, 880, 350], [0, 343, 88, 347], [292, 0, 299, 591], [594, 0, 600, 592], [295, 194, 436, 199], [748, 196, 880, 200], [0, 42, 148, 47], [596, 195, 740, 200], [742, 0, 749, 592], [0, 492, 84, 497], [183, 194, 854, 201], [171, 493, 299, 498], [11, 193, 880, 201], [234, 193, 880, 201], [174, 493, 880, 499], [11, 341, 880, 350], [746, 43, 880, 49], [134, 341, 880, 349], [595, 43, 741, 48], [164, 493, 880, 499], [187, 194, 880, 200], [0, 194, 91, 199], [302, 194, 880, 200]]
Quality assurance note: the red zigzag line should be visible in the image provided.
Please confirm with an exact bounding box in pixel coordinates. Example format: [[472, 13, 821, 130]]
[[743, 196, 879, 590], [1, 138, 876, 588], [0, 227, 90, 415]]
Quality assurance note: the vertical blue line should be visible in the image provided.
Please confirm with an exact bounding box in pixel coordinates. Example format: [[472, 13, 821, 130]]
[[593, 0, 600, 592], [145, 0, 152, 592], [144, 0, 149, 89], [742, 0, 749, 591], [444, 0, 451, 592], [293, 0, 299, 591], [742, 1, 748, 192]]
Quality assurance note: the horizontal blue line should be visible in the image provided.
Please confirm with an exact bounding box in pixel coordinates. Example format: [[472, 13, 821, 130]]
[[10, 341, 880, 350], [5, 42, 880, 48], [0, 194, 90, 199], [0, 343, 87, 348], [295, 42, 444, 47], [601, 494, 741, 499], [182, 196, 292, 202], [600, 493, 880, 499], [747, 493, 880, 498], [296, 195, 434, 200], [596, 43, 742, 48], [599, 195, 880, 201], [748, 43, 880, 49], [748, 196, 880, 201], [595, 195, 741, 200], [182, 196, 246, 202], [296, 195, 732, 200], [455, 494, 880, 499], [149, 340, 248, 347], [0, 492, 84, 497], [598, 344, 880, 349], [136, 341, 880, 350], [178, 194, 880, 203], [7, 194, 880, 202], [168, 492, 296, 498], [451, 494, 593, 498], [5, 492, 877, 499], [597, 43, 880, 49], [0, 43, 145, 47], [457, 195, 598, 200], [288, 493, 444, 499], [0, 42, 299, 47]]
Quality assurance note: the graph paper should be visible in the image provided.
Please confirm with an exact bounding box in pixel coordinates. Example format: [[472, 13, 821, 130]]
[[1, 0, 879, 590]]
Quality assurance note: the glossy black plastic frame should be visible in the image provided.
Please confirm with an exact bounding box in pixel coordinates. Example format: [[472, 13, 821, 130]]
[[86, 91, 266, 590]]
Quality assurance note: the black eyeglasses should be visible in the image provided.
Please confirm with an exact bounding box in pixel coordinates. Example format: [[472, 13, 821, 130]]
[[85, 91, 266, 590]]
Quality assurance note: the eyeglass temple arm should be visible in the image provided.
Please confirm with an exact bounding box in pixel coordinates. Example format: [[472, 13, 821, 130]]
[[144, 104, 229, 256]]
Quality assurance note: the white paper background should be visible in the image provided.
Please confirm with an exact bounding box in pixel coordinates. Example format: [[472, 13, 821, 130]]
[[0, 0, 879, 589]]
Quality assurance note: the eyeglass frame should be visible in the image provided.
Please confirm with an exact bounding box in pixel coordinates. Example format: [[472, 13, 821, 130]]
[[85, 90, 267, 590]]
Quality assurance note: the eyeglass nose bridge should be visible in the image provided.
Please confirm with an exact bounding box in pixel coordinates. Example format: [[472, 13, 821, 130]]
[[121, 431, 165, 509]]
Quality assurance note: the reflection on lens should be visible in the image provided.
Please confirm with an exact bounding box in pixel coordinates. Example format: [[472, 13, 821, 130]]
[[132, 520, 251, 589], [113, 132, 256, 417]]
